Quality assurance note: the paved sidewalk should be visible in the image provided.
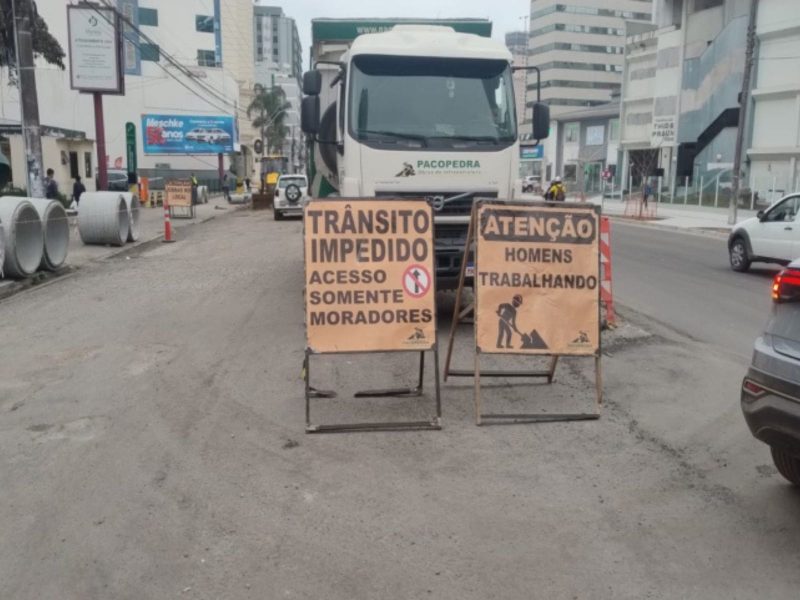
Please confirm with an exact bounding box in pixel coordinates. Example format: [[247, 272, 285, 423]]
[[0, 194, 243, 298], [588, 195, 758, 233]]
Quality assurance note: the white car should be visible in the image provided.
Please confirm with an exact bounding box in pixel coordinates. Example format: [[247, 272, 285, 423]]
[[729, 193, 800, 271], [273, 174, 308, 220]]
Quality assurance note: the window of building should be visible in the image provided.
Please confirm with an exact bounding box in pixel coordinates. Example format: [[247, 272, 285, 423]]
[[140, 43, 160, 62], [69, 152, 79, 179], [563, 164, 577, 181], [538, 61, 624, 73], [84, 152, 92, 178], [564, 122, 580, 143], [609, 119, 620, 142], [197, 50, 217, 67], [138, 7, 158, 27], [531, 42, 624, 56], [196, 16, 214, 33], [531, 4, 650, 21]]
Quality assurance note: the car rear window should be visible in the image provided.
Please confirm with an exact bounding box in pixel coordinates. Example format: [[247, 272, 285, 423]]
[[279, 177, 306, 188]]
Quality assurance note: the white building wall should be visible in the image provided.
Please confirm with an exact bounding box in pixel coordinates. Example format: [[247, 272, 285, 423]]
[[0, 0, 244, 188], [748, 0, 800, 201]]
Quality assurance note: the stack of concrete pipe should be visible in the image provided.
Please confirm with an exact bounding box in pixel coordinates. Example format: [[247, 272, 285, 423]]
[[197, 185, 209, 204], [0, 196, 69, 279]]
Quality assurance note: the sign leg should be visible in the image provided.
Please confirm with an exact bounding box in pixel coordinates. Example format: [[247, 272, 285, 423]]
[[547, 355, 559, 383], [417, 351, 425, 393], [304, 352, 312, 431], [444, 208, 475, 380], [433, 348, 442, 424], [474, 349, 482, 426], [595, 354, 603, 413]]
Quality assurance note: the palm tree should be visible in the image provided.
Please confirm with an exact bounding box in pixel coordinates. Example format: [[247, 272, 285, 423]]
[[248, 85, 291, 156]]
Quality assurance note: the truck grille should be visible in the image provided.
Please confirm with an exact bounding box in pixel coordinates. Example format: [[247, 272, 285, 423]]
[[374, 191, 498, 215]]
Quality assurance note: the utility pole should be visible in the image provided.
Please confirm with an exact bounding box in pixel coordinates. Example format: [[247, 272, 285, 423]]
[[12, 0, 45, 198], [729, 0, 759, 225]]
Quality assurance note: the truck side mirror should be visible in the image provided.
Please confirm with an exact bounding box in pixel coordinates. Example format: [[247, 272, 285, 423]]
[[301, 96, 321, 135], [303, 70, 322, 96], [532, 102, 550, 141]]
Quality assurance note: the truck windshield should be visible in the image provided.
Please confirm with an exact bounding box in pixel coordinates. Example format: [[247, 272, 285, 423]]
[[349, 55, 517, 148]]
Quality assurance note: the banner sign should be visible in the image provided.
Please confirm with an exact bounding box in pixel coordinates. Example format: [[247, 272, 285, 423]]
[[117, 0, 141, 76], [305, 199, 436, 353], [165, 180, 192, 208], [475, 203, 600, 356], [141, 114, 235, 155], [67, 5, 124, 94], [125, 122, 137, 178]]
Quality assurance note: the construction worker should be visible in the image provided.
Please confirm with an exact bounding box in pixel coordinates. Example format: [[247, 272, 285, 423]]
[[190, 172, 199, 205], [545, 176, 566, 201]]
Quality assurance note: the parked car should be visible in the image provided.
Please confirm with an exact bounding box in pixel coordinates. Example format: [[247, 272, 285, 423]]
[[522, 175, 538, 193], [273, 174, 308, 220], [97, 169, 130, 192], [741, 259, 800, 484], [728, 193, 800, 271]]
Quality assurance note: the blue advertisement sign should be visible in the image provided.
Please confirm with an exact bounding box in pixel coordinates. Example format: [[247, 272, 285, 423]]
[[520, 145, 544, 160], [142, 114, 235, 155]]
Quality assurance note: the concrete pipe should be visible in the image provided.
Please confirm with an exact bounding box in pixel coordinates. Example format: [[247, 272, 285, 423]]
[[78, 192, 130, 247], [0, 197, 44, 278], [27, 198, 70, 271], [198, 185, 209, 204], [121, 192, 141, 242]]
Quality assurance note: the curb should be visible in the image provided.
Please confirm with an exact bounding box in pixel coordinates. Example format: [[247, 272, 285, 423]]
[[607, 215, 731, 240], [0, 201, 248, 303]]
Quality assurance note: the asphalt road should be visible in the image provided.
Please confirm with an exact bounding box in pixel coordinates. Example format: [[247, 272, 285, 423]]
[[612, 221, 777, 361], [1, 211, 799, 599]]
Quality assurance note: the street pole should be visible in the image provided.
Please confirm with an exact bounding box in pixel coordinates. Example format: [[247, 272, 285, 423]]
[[729, 0, 759, 225], [12, 0, 45, 197], [94, 94, 108, 191]]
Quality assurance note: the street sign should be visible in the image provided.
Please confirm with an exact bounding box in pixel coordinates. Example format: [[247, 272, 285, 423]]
[[304, 199, 436, 353], [475, 203, 600, 356], [125, 122, 137, 182], [165, 180, 192, 208]]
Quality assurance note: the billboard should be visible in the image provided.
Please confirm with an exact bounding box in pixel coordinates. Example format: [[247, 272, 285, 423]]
[[67, 5, 124, 94], [141, 114, 235, 155]]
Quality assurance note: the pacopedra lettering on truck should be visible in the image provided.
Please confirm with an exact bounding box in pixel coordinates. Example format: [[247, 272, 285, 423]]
[[475, 203, 600, 356], [304, 199, 436, 353]]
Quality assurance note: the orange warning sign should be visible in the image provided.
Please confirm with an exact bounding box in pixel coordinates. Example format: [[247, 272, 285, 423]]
[[305, 199, 436, 353], [165, 180, 192, 208], [475, 203, 600, 356]]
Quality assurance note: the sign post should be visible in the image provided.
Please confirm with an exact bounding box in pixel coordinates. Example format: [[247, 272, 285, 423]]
[[444, 200, 603, 425], [125, 122, 137, 185], [304, 198, 441, 433], [165, 180, 194, 219], [67, 4, 124, 192]]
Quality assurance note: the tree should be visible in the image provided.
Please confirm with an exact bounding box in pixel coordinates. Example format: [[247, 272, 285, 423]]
[[0, 0, 65, 84], [247, 85, 291, 156]]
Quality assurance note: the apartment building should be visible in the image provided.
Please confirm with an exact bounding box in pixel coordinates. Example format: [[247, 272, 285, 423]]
[[527, 0, 653, 117]]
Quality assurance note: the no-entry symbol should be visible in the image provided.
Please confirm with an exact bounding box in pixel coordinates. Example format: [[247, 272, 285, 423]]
[[403, 264, 431, 298]]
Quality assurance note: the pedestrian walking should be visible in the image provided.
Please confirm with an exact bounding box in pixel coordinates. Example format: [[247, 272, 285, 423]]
[[190, 172, 199, 205], [72, 175, 86, 207], [643, 179, 652, 208], [222, 173, 231, 202], [44, 168, 59, 200]]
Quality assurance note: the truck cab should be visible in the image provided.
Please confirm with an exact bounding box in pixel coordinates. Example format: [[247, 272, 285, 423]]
[[302, 24, 548, 288]]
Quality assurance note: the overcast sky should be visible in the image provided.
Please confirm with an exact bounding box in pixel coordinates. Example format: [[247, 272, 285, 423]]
[[269, 0, 530, 67]]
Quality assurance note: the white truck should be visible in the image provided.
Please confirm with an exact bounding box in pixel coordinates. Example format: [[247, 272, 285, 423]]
[[301, 19, 549, 288]]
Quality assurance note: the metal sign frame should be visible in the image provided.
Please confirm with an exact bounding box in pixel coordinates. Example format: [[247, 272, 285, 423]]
[[444, 199, 603, 425], [303, 197, 442, 433]]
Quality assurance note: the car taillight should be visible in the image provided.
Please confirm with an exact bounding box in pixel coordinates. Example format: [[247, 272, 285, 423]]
[[742, 378, 767, 399], [772, 268, 800, 303]]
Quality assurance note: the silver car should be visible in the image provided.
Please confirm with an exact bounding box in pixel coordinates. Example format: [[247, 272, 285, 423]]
[[273, 174, 308, 220], [741, 258, 800, 484]]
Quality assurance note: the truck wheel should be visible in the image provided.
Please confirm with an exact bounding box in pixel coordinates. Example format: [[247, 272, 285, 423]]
[[729, 237, 751, 272], [771, 447, 800, 485]]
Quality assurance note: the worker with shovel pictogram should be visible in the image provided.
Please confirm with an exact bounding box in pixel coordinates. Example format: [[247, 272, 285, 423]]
[[496, 295, 523, 349]]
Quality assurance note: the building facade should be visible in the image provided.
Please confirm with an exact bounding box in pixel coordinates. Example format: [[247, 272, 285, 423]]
[[527, 0, 653, 117], [253, 4, 303, 170], [748, 0, 800, 202], [0, 0, 255, 192], [619, 0, 751, 197]]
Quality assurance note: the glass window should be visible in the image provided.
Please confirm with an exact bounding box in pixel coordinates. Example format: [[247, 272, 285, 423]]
[[564, 164, 577, 181], [609, 119, 620, 142], [349, 55, 517, 148], [84, 152, 92, 178], [564, 122, 580, 143], [197, 50, 216, 67], [278, 176, 307, 188], [140, 43, 160, 62], [765, 197, 800, 222], [139, 7, 158, 26], [196, 15, 214, 33]]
